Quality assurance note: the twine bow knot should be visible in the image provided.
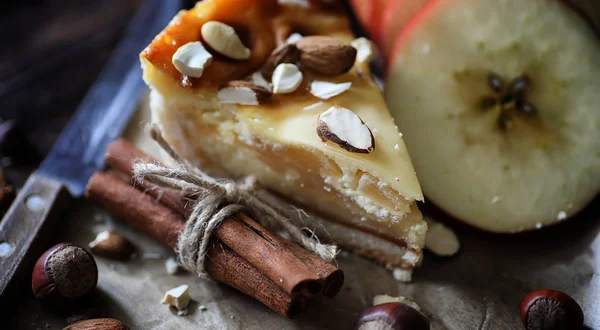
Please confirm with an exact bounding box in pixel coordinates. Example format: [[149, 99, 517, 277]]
[[132, 125, 338, 276]]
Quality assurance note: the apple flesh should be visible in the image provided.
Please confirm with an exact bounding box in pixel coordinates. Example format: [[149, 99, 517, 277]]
[[385, 0, 600, 233]]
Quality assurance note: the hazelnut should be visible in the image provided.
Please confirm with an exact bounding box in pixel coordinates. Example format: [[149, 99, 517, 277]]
[[520, 289, 584, 330], [32, 243, 98, 300], [89, 230, 135, 260], [355, 302, 430, 330], [63, 318, 129, 330]]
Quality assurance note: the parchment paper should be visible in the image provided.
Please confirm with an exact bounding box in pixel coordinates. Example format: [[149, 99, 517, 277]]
[[10, 98, 599, 330]]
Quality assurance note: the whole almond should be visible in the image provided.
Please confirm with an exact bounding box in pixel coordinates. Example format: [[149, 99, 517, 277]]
[[296, 36, 357, 75], [63, 318, 129, 330], [89, 230, 135, 260]]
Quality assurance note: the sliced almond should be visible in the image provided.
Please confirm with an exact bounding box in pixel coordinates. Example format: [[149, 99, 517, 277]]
[[309, 81, 352, 100], [350, 37, 377, 63], [161, 284, 190, 311], [317, 106, 374, 153], [296, 36, 356, 75], [286, 33, 303, 44], [171, 41, 213, 78], [373, 294, 422, 311], [251, 71, 272, 91], [201, 21, 251, 60], [217, 81, 271, 105], [424, 217, 460, 256], [263, 43, 299, 78], [272, 63, 303, 94]]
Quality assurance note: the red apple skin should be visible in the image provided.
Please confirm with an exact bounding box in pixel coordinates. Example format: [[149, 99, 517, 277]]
[[379, 0, 430, 61], [379, 0, 401, 57], [349, 0, 390, 41], [387, 0, 441, 74]]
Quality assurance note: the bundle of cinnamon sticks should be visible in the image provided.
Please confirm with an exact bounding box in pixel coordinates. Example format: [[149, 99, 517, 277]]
[[85, 139, 343, 318]]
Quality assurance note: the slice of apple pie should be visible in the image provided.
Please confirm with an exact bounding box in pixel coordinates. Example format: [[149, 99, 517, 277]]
[[140, 0, 426, 269]]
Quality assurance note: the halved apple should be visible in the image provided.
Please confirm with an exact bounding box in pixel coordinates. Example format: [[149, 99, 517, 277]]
[[386, 0, 600, 232]]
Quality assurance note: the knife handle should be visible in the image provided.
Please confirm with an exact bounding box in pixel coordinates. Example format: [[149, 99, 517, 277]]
[[0, 172, 71, 298]]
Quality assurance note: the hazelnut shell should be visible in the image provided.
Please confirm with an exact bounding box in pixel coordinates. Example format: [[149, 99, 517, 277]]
[[355, 302, 430, 330], [32, 243, 98, 300], [520, 289, 584, 330]]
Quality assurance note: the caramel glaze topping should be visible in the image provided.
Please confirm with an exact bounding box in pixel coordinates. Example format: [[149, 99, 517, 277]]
[[140, 0, 348, 89]]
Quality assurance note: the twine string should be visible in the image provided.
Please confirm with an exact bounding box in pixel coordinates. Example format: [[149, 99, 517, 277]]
[[132, 124, 338, 276]]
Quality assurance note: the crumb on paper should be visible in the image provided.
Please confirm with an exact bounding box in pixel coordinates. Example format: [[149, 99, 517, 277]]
[[199, 305, 207, 311], [165, 257, 180, 275], [161, 284, 191, 311], [392, 268, 412, 283], [423, 217, 460, 256]]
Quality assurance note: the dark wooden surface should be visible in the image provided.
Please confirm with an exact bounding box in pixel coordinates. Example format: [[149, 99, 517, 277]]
[[0, 0, 143, 164], [0, 0, 203, 172]]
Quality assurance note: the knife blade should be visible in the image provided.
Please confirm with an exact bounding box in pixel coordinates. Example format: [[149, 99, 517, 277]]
[[0, 0, 182, 297]]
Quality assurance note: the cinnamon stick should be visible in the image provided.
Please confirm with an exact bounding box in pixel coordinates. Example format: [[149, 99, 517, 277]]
[[106, 139, 191, 216], [105, 139, 343, 296], [86, 172, 303, 317], [216, 214, 323, 296], [279, 239, 344, 298], [232, 214, 343, 297], [88, 171, 181, 248]]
